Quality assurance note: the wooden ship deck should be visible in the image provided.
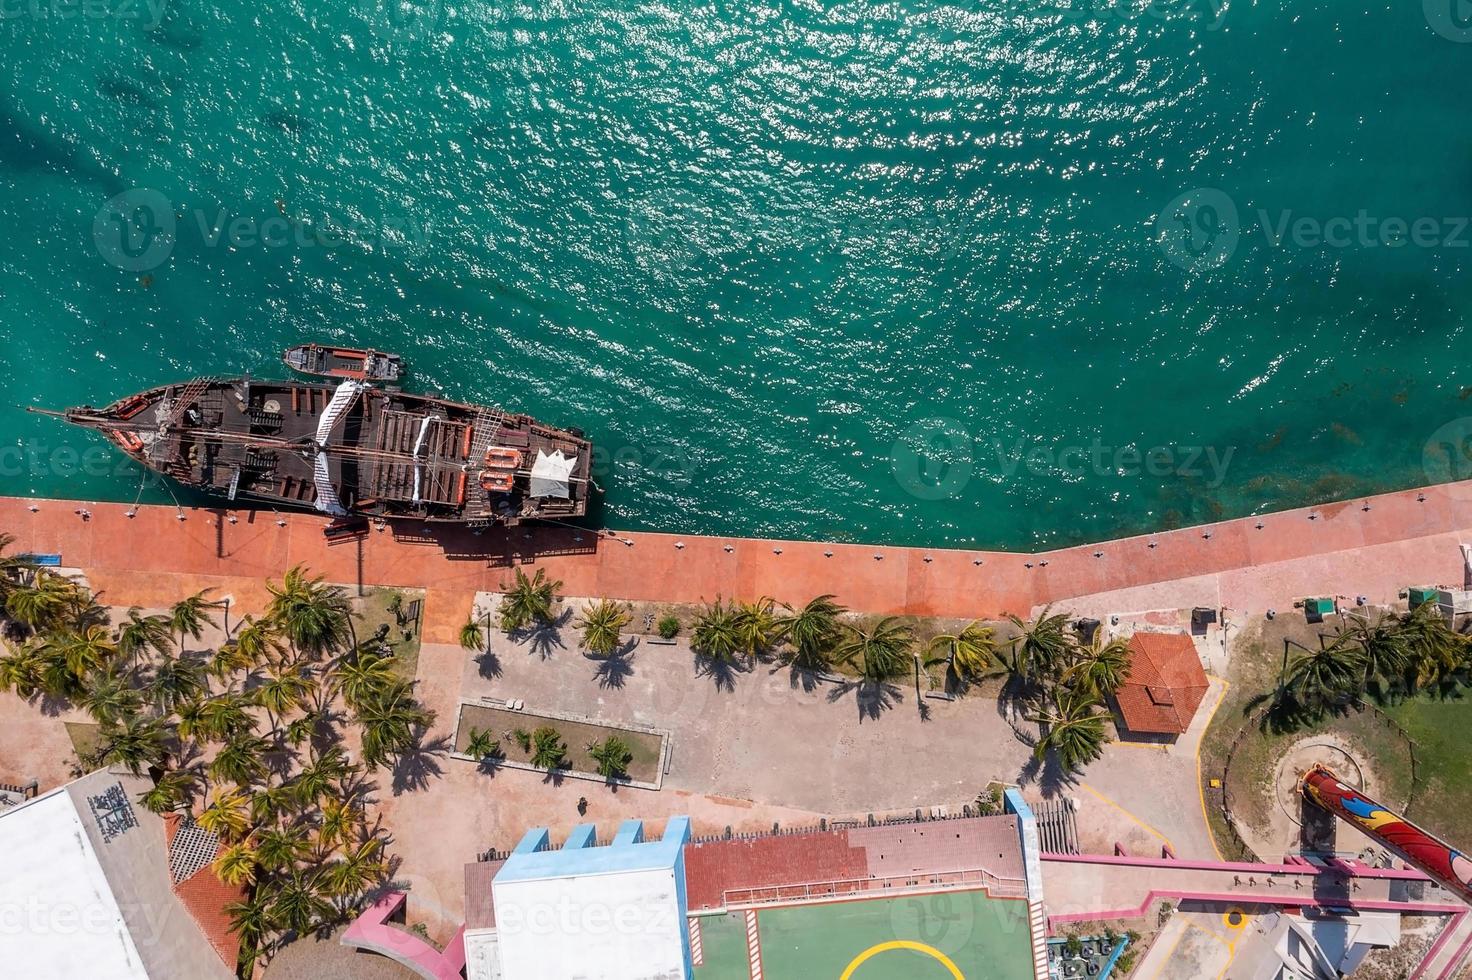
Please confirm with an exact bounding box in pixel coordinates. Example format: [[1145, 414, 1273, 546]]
[[49, 376, 593, 527]]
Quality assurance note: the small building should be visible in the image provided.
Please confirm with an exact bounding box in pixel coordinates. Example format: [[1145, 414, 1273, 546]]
[[1114, 632, 1210, 738], [0, 768, 236, 980], [466, 817, 692, 980]]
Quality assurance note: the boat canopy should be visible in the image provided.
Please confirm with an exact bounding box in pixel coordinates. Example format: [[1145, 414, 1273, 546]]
[[529, 449, 577, 498]]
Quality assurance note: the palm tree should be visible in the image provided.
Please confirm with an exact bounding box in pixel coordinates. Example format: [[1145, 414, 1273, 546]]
[[333, 648, 398, 712], [0, 533, 33, 604], [253, 667, 314, 728], [196, 692, 256, 742], [1342, 612, 1412, 692], [1005, 607, 1076, 690], [734, 597, 778, 662], [293, 746, 355, 806], [1064, 637, 1133, 698], [4, 571, 75, 631], [318, 798, 361, 852], [692, 599, 742, 663], [0, 645, 41, 698], [138, 769, 197, 815], [255, 825, 310, 872], [324, 837, 386, 897], [497, 568, 562, 631], [149, 656, 207, 712], [462, 727, 500, 763], [270, 870, 334, 935], [213, 840, 259, 887], [459, 618, 485, 653], [225, 891, 278, 950], [529, 726, 567, 770], [52, 624, 119, 680], [355, 683, 433, 769], [209, 735, 271, 788], [1030, 689, 1110, 774], [576, 599, 630, 657], [775, 594, 845, 670], [98, 714, 167, 776], [169, 588, 219, 653], [1403, 603, 1465, 691], [197, 787, 252, 840], [1284, 636, 1367, 711], [221, 615, 286, 676], [925, 621, 999, 684], [116, 608, 173, 669], [80, 669, 144, 726], [587, 735, 632, 779], [834, 617, 915, 682], [250, 781, 301, 827], [267, 566, 352, 659]]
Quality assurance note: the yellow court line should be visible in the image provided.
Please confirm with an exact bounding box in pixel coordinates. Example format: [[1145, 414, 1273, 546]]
[[1195, 675, 1231, 863], [1079, 782, 1174, 849], [840, 941, 964, 980], [1111, 740, 1170, 752]]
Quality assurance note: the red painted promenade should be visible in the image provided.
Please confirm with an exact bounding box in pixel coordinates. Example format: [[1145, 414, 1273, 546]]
[[3, 482, 1471, 625]]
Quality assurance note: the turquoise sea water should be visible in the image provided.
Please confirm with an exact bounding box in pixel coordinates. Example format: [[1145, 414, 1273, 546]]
[[2, 1, 1471, 550]]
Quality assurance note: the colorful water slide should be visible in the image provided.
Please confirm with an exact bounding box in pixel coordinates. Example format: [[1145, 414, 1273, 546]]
[[1301, 765, 1472, 904]]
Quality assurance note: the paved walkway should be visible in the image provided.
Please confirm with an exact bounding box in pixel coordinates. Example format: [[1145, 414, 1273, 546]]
[[4, 479, 1471, 621]]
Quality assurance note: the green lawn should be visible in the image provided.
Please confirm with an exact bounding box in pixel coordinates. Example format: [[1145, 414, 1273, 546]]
[[1381, 693, 1472, 844], [351, 586, 423, 681], [454, 704, 664, 782], [753, 892, 1033, 980], [693, 912, 751, 980]]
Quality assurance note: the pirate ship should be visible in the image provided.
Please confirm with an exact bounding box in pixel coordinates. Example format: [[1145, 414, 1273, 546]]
[[36, 347, 592, 527]]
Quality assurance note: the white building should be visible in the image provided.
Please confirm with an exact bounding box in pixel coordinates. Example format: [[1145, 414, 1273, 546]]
[[0, 768, 234, 980]]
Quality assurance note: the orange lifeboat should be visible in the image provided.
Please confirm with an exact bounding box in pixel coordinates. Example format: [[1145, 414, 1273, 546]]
[[107, 430, 145, 454], [484, 447, 522, 471], [479, 470, 515, 493]]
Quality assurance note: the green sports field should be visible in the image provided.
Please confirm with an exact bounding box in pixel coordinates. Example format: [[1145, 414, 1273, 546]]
[[693, 889, 1034, 980]]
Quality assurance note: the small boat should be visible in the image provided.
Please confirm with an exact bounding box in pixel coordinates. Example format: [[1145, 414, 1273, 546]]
[[283, 344, 404, 383]]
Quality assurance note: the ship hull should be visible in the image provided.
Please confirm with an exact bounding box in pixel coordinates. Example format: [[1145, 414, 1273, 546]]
[[60, 377, 593, 527]]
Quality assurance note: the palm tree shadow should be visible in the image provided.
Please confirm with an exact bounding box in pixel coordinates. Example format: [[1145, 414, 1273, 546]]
[[474, 650, 503, 680], [539, 765, 568, 787], [515, 613, 570, 661], [778, 662, 822, 694], [591, 646, 636, 690], [390, 731, 450, 796], [826, 679, 903, 722], [694, 653, 746, 692]]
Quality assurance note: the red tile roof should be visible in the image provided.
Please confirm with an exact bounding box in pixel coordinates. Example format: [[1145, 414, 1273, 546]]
[[1114, 632, 1209, 735], [163, 813, 246, 970]]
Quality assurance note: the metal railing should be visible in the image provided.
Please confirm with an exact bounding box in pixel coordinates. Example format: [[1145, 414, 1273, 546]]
[[722, 867, 1029, 908]]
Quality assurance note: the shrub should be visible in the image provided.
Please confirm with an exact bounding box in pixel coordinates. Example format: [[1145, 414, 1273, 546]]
[[657, 614, 681, 639], [513, 728, 531, 752]]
